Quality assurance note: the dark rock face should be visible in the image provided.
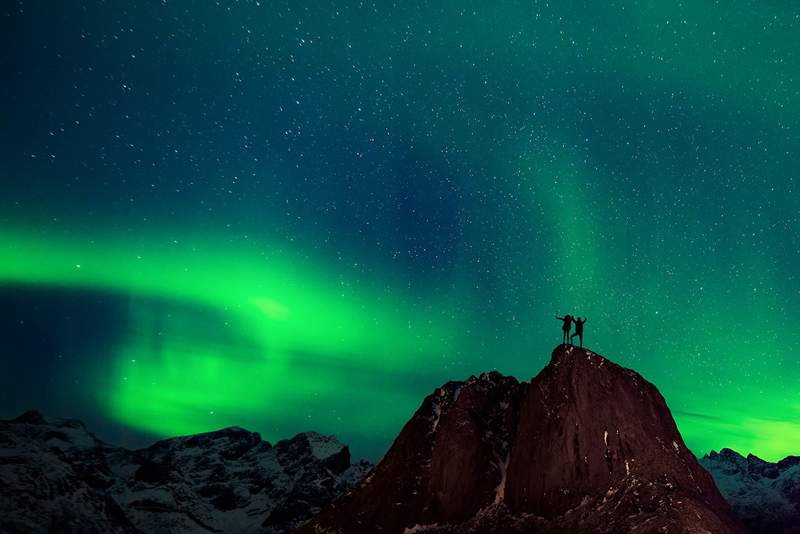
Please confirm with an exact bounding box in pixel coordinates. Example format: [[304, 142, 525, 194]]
[[427, 372, 521, 522], [300, 372, 523, 533], [700, 448, 800, 533], [0, 411, 371, 533], [300, 345, 744, 533], [505, 346, 733, 522]]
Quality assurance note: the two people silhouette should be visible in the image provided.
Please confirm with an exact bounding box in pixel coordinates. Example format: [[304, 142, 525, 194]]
[[555, 314, 587, 348]]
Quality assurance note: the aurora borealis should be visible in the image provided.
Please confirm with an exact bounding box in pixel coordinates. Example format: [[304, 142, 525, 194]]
[[1, 1, 799, 461]]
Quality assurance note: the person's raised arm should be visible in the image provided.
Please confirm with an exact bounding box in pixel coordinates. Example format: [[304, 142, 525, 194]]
[[556, 315, 564, 320]]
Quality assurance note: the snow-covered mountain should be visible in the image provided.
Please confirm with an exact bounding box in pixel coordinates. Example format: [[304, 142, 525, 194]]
[[0, 410, 371, 533], [301, 344, 745, 533], [700, 448, 800, 533]]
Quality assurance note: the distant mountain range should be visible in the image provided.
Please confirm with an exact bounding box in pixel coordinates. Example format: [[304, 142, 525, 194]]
[[1, 345, 796, 532], [701, 448, 800, 533], [0, 410, 370, 533]]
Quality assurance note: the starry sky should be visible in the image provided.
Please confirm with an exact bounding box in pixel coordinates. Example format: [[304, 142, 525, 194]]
[[1, 1, 798, 462]]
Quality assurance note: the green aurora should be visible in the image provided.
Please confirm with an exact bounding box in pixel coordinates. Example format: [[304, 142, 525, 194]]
[[1, 1, 799, 461], [1, 228, 461, 445]]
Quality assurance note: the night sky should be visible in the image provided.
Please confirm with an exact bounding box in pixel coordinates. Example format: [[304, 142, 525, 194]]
[[1, 1, 799, 462]]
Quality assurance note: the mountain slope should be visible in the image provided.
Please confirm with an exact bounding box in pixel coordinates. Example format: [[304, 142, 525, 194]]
[[297, 371, 523, 532], [0, 411, 371, 533], [505, 345, 735, 527], [300, 344, 744, 533], [700, 448, 800, 533]]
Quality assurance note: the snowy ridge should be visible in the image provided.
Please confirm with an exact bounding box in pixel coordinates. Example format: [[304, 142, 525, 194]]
[[700, 447, 800, 533], [0, 411, 372, 533]]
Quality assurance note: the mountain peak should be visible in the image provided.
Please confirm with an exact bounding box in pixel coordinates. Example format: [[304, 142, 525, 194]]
[[12, 409, 47, 424], [506, 344, 729, 522], [146, 425, 266, 456], [10, 409, 88, 430], [718, 447, 746, 458], [277, 431, 349, 462], [301, 345, 744, 533], [548, 343, 632, 375]]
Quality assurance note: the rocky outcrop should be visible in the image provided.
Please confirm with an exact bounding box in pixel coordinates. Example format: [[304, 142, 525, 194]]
[[300, 345, 744, 533], [701, 448, 800, 533], [504, 345, 737, 531], [300, 371, 522, 533], [0, 411, 371, 533]]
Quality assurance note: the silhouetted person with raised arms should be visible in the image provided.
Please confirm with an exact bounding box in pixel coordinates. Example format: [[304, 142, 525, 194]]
[[571, 317, 587, 348], [555, 314, 573, 344]]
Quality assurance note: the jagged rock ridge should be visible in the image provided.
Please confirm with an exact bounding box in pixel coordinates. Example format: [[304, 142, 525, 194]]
[[0, 411, 371, 533], [300, 344, 745, 533], [701, 447, 800, 533]]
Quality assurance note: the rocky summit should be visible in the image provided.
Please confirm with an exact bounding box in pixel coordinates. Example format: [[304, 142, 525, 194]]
[[0, 411, 371, 533], [300, 344, 745, 533]]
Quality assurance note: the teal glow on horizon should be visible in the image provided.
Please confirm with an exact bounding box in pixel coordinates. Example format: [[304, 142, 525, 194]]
[[1, 0, 798, 461]]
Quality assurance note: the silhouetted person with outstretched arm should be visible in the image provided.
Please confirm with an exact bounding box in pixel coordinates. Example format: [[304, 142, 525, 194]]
[[571, 317, 587, 348], [556, 314, 573, 344]]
